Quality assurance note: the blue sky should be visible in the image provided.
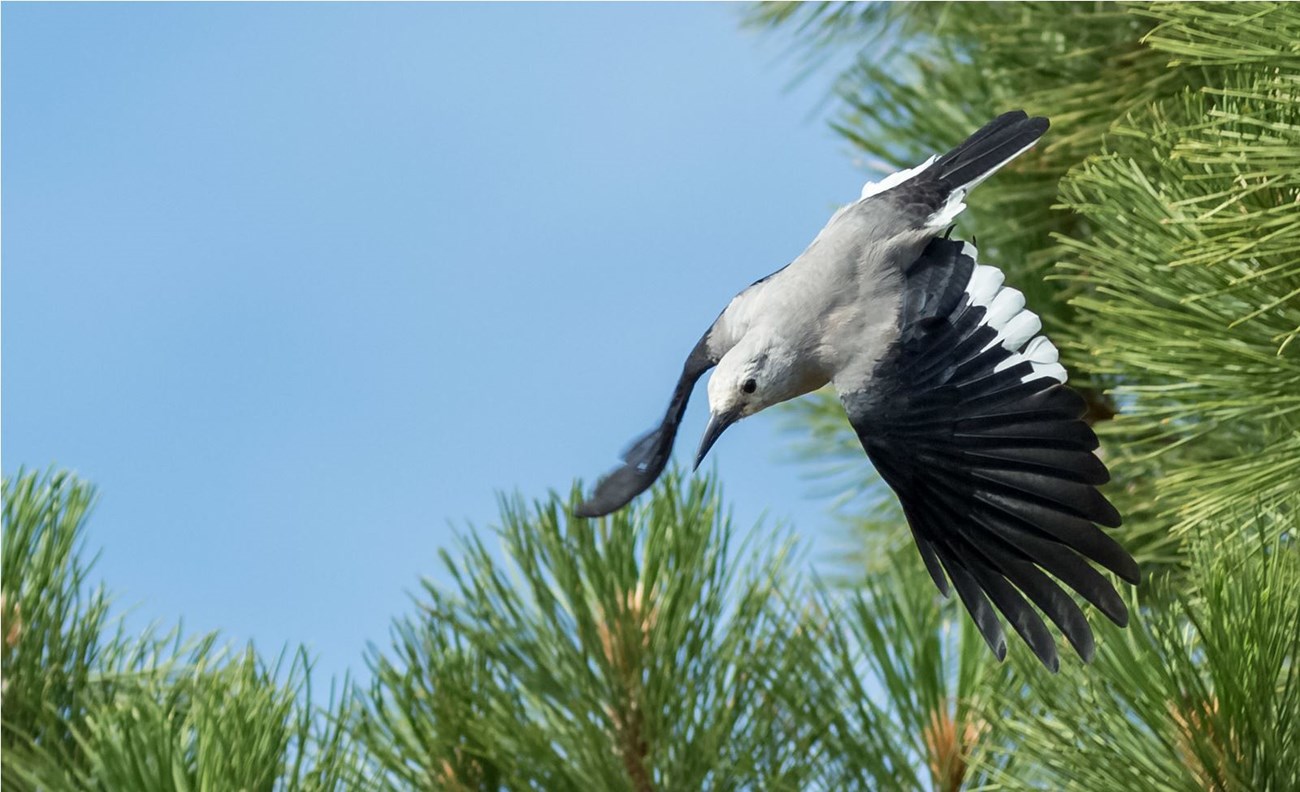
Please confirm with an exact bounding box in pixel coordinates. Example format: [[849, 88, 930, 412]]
[[4, 4, 869, 683]]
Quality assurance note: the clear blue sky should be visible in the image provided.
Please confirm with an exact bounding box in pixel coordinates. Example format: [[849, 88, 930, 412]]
[[4, 3, 868, 683]]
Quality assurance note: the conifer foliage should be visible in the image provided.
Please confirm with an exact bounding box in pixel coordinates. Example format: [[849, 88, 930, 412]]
[[759, 0, 1300, 567], [1, 472, 365, 791], [753, 2, 1300, 788], [360, 475, 817, 790], [5, 3, 1300, 789]]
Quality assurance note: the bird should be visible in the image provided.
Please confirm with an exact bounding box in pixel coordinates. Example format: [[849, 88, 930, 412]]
[[574, 111, 1139, 670]]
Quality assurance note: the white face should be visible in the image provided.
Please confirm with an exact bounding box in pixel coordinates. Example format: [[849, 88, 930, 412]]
[[706, 347, 768, 420], [706, 336, 827, 422]]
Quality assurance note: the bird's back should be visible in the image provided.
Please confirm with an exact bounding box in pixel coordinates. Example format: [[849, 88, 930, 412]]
[[768, 112, 1052, 392]]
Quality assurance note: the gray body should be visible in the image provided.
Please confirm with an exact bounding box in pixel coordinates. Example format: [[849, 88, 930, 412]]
[[704, 199, 928, 412]]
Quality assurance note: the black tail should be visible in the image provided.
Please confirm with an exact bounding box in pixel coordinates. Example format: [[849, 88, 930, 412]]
[[932, 111, 1049, 192]]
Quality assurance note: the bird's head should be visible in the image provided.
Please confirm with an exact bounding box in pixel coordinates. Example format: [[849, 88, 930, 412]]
[[696, 341, 782, 469]]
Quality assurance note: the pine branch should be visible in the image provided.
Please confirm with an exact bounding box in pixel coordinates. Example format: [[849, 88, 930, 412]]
[[1, 470, 368, 790], [363, 472, 821, 790], [1056, 4, 1300, 537], [983, 503, 1300, 791], [2, 470, 106, 779]]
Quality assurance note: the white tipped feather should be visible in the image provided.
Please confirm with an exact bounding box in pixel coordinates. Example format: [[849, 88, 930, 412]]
[[966, 265, 1003, 307], [998, 310, 1042, 351], [860, 156, 937, 200], [994, 340, 1068, 383], [985, 287, 1026, 329], [1023, 336, 1059, 364], [963, 246, 1068, 385], [1027, 361, 1068, 384]]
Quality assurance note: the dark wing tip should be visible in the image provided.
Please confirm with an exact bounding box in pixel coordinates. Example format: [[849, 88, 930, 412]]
[[1043, 647, 1061, 673], [573, 491, 609, 519], [1093, 493, 1124, 529], [1105, 598, 1130, 628], [944, 559, 1008, 661], [997, 109, 1048, 131], [574, 465, 654, 518], [576, 333, 716, 519], [575, 423, 675, 518], [1116, 553, 1142, 587]]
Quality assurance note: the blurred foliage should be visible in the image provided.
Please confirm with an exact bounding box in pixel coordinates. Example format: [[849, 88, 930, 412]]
[[1058, 6, 1300, 537], [789, 545, 1029, 790], [7, 463, 1297, 789], [359, 472, 1062, 790]]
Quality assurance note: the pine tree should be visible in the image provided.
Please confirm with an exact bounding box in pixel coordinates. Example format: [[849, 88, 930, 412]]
[[1, 471, 366, 791], [360, 474, 823, 790], [5, 3, 1300, 789]]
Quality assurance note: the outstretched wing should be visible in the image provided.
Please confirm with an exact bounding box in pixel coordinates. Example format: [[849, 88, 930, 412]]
[[838, 236, 1139, 671], [575, 336, 716, 518]]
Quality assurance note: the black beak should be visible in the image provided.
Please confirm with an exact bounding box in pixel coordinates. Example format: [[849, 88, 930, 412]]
[[695, 409, 740, 470]]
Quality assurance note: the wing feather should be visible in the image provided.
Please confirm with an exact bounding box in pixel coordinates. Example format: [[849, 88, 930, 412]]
[[839, 236, 1137, 667]]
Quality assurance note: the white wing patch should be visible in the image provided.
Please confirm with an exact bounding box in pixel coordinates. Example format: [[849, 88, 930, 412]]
[[860, 156, 937, 200], [927, 189, 968, 229], [963, 244, 1067, 384]]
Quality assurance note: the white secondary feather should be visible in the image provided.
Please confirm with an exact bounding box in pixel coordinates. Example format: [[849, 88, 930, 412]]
[[998, 310, 1043, 351], [963, 244, 1067, 385], [984, 287, 1026, 329], [1022, 336, 1060, 364], [1030, 361, 1068, 382], [926, 190, 968, 229], [966, 264, 1004, 306], [859, 156, 937, 200]]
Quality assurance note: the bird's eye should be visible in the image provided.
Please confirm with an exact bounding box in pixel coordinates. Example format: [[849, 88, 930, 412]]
[[742, 378, 757, 394]]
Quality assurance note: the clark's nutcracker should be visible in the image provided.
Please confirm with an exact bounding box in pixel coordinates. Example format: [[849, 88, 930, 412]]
[[576, 112, 1138, 669]]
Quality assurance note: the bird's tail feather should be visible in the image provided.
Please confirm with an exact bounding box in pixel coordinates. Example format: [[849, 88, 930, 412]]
[[933, 111, 1049, 193]]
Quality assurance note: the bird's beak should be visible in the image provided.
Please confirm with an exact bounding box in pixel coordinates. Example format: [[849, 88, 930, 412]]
[[695, 408, 740, 470]]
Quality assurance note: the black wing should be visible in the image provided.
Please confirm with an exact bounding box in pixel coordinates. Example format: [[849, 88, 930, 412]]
[[840, 237, 1139, 671], [880, 111, 1050, 224], [575, 335, 716, 518]]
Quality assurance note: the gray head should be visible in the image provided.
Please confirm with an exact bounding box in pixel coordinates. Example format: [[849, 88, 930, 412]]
[[695, 335, 815, 467]]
